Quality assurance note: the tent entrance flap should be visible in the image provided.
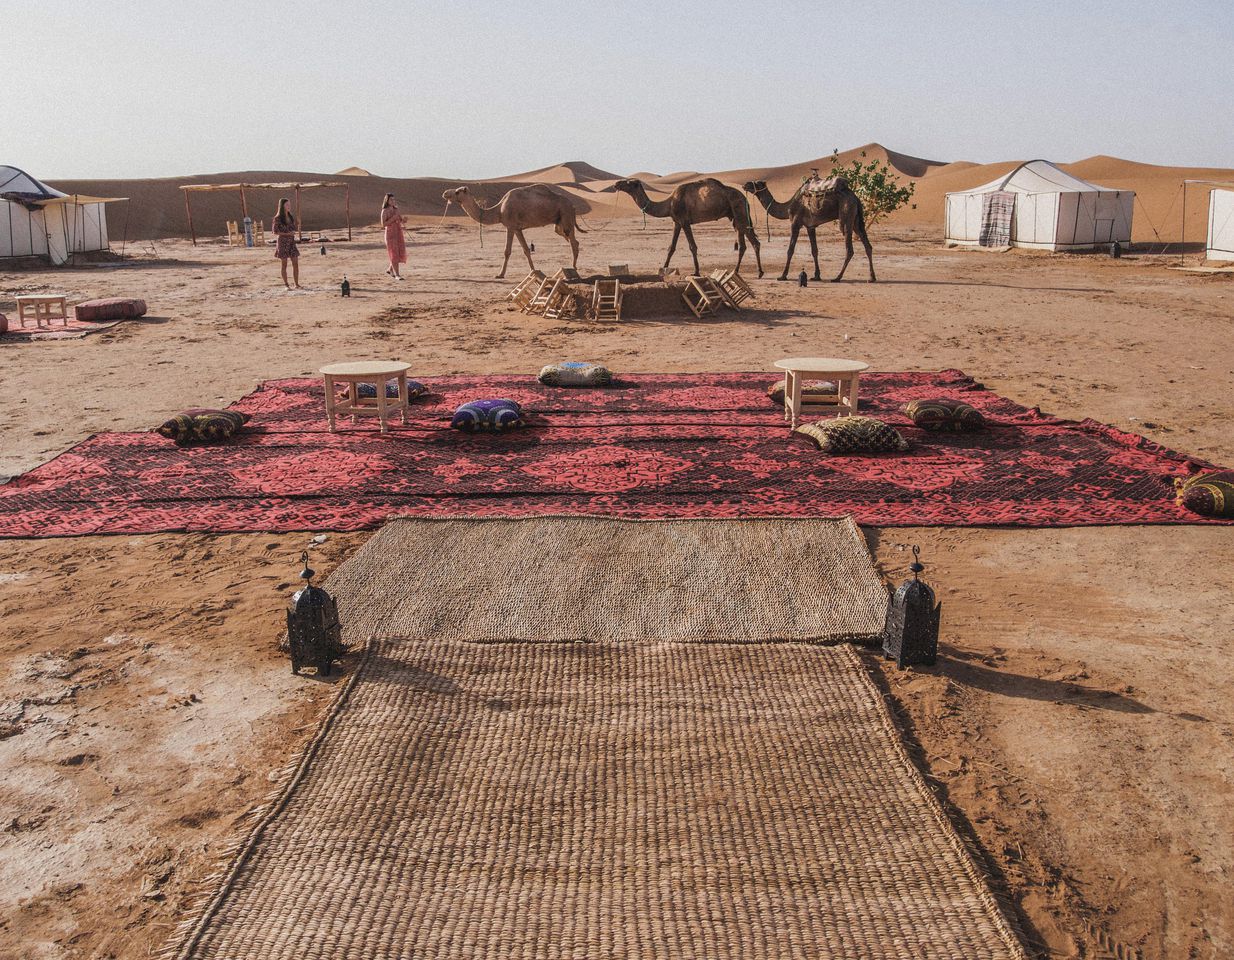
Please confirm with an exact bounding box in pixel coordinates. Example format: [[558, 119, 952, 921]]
[[979, 191, 1015, 247]]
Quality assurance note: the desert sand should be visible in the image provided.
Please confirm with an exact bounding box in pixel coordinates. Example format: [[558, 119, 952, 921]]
[[2, 149, 1233, 960]]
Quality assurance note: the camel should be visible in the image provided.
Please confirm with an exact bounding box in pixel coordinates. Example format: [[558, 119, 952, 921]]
[[743, 178, 876, 283], [613, 178, 763, 277], [442, 184, 584, 279]]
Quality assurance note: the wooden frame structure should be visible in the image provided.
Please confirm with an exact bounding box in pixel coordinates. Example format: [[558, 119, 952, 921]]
[[710, 268, 754, 309], [180, 181, 352, 245]]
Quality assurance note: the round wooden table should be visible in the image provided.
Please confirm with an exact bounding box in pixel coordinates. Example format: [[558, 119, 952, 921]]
[[774, 357, 869, 427], [320, 361, 412, 433]]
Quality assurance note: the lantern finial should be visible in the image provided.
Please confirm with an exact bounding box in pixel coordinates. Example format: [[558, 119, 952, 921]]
[[910, 544, 924, 580], [299, 550, 315, 584]]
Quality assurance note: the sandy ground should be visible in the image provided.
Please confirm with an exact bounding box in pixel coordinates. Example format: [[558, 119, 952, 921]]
[[2, 220, 1232, 959]]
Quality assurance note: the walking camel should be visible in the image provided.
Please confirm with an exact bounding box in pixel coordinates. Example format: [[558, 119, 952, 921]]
[[613, 178, 763, 277], [743, 178, 876, 283], [442, 184, 584, 279]]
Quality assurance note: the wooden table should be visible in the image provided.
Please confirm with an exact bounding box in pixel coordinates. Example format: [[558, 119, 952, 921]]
[[774, 357, 869, 427], [320, 361, 412, 434], [16, 294, 69, 328]]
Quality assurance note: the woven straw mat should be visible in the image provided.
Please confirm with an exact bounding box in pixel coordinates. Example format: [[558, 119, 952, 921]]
[[171, 640, 1028, 960], [322, 516, 888, 645]]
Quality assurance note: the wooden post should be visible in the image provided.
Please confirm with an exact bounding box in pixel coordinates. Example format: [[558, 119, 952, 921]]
[[239, 187, 248, 219], [184, 189, 197, 246], [345, 185, 352, 240], [295, 184, 303, 239]]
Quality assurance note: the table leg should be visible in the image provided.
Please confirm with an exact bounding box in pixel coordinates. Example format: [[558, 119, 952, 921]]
[[324, 375, 337, 431], [789, 371, 803, 428], [782, 372, 791, 422], [397, 373, 408, 425], [376, 379, 389, 434], [349, 382, 359, 423], [849, 373, 860, 417]]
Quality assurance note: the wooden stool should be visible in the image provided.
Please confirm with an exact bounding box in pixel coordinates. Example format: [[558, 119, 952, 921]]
[[16, 294, 69, 328], [774, 357, 869, 427], [320, 361, 412, 434]]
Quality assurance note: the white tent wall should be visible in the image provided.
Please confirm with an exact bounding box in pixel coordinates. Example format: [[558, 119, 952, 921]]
[[0, 200, 49, 259], [42, 204, 69, 265], [1207, 189, 1234, 262], [943, 160, 1133, 251]]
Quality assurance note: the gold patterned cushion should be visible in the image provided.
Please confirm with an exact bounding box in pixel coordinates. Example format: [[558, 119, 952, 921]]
[[903, 397, 986, 432], [1175, 470, 1234, 518], [793, 416, 910, 455], [156, 409, 250, 446], [767, 380, 838, 406]]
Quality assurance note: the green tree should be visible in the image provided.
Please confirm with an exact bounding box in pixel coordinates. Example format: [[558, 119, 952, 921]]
[[824, 149, 916, 225]]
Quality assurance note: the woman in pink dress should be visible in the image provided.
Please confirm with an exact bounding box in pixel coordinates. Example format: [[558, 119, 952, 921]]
[[272, 197, 301, 289], [381, 193, 407, 280]]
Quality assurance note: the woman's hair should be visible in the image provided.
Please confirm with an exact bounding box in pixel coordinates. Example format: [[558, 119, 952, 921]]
[[275, 197, 294, 227], [382, 193, 395, 210]]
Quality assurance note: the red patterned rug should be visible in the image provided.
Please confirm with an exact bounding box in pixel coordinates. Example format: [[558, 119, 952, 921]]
[[0, 317, 125, 342], [0, 371, 1225, 537]]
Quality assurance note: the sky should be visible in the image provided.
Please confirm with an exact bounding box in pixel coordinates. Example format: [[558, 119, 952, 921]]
[[5, 0, 1232, 180]]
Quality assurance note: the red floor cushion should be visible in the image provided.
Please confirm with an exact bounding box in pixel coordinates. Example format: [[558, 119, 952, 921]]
[[75, 298, 148, 322]]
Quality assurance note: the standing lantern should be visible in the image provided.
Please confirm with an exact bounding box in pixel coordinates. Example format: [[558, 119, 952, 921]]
[[798, 269, 808, 287], [882, 545, 941, 669], [287, 551, 345, 676]]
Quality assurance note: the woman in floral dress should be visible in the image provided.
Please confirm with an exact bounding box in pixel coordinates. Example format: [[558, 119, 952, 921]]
[[273, 197, 301, 289]]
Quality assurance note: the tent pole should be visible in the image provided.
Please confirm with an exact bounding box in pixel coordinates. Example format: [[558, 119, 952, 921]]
[[240, 187, 248, 220], [184, 190, 197, 246], [295, 185, 303, 239], [1180, 182, 1187, 264], [346, 184, 352, 240]]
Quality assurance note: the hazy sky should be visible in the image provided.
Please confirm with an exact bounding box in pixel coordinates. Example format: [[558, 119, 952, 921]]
[[6, 0, 1231, 180]]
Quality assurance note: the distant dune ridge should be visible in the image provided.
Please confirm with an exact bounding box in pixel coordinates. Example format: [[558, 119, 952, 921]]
[[45, 143, 1234, 244]]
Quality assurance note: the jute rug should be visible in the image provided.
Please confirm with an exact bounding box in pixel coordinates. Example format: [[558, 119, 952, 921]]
[[322, 516, 888, 646], [169, 640, 1028, 960]]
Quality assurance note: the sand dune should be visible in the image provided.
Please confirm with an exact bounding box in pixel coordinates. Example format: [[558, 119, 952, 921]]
[[46, 145, 1234, 245]]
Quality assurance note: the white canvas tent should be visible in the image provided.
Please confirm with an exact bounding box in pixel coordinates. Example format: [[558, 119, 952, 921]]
[[1206, 188, 1234, 263], [0, 165, 125, 265], [944, 160, 1133, 251]]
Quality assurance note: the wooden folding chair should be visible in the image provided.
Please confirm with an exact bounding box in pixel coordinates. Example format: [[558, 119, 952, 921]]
[[591, 278, 623, 322], [508, 270, 546, 309], [710, 268, 754, 309], [682, 276, 724, 318], [542, 280, 577, 320], [226, 221, 242, 246], [551, 267, 582, 282], [523, 275, 555, 314]]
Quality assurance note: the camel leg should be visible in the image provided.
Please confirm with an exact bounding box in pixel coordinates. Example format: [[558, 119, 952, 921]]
[[807, 227, 822, 281], [734, 226, 747, 274], [748, 227, 763, 278], [856, 217, 876, 282], [833, 225, 856, 283], [498, 228, 515, 279], [779, 223, 802, 281], [663, 224, 682, 273], [566, 229, 580, 270], [510, 229, 535, 275], [682, 223, 701, 277]]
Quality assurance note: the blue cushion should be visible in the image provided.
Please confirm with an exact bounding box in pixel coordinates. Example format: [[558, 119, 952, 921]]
[[354, 379, 427, 400], [451, 398, 524, 433]]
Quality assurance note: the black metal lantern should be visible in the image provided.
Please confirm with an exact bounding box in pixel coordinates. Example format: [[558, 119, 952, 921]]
[[882, 545, 941, 669], [798, 269, 808, 287], [287, 551, 345, 676]]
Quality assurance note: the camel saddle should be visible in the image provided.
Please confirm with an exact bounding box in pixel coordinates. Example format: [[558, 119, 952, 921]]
[[798, 175, 847, 212]]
